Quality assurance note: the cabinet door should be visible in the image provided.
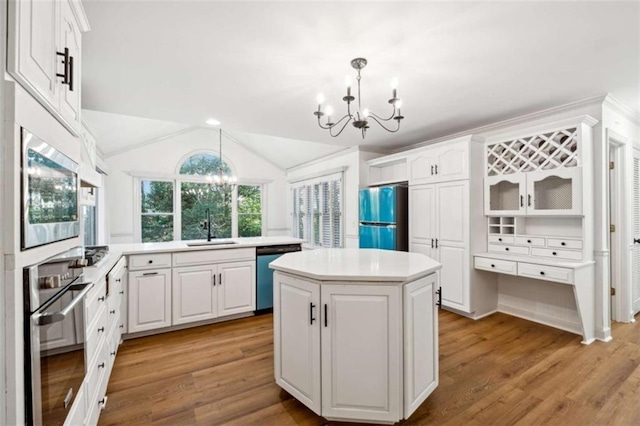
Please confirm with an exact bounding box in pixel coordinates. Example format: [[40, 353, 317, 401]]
[[217, 261, 256, 317], [409, 184, 436, 259], [128, 269, 171, 333], [7, 0, 59, 107], [484, 173, 526, 216], [172, 266, 216, 325], [436, 181, 470, 312], [404, 275, 438, 418], [408, 153, 437, 185], [273, 272, 321, 415], [58, 0, 82, 130], [526, 167, 582, 216], [321, 285, 401, 423], [436, 142, 468, 182]]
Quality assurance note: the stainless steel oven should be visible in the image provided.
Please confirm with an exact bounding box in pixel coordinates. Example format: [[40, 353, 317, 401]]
[[22, 128, 80, 250], [24, 248, 93, 426]]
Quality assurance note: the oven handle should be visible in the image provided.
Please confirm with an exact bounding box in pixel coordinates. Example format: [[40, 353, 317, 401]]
[[35, 282, 94, 326]]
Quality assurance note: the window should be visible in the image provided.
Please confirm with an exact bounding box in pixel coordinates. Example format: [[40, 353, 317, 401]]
[[83, 204, 96, 246], [140, 180, 174, 243], [139, 153, 264, 242], [291, 172, 342, 248], [238, 185, 262, 237]]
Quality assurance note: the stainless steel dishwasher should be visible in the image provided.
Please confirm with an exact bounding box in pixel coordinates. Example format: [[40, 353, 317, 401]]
[[256, 244, 301, 313]]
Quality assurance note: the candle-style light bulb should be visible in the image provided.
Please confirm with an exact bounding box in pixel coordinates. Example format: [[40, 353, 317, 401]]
[[317, 93, 325, 104], [345, 76, 352, 97], [390, 77, 399, 99], [363, 108, 370, 118], [326, 106, 334, 125]]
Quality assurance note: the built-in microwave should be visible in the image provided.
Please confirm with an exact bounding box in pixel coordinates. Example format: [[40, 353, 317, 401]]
[[21, 128, 80, 250]]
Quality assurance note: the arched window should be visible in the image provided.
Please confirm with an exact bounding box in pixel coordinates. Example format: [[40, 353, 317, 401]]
[[178, 153, 232, 176]]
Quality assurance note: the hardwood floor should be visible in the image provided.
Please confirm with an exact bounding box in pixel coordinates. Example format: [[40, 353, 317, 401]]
[[99, 311, 640, 425]]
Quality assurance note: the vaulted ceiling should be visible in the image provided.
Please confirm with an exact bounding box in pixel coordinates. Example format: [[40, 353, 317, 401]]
[[81, 1, 639, 157]]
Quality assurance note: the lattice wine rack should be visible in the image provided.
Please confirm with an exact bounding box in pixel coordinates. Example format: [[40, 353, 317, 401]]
[[487, 127, 579, 176]]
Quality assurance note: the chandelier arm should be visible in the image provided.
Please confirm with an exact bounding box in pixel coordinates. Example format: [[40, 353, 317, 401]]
[[369, 106, 397, 122], [367, 115, 401, 133], [329, 116, 354, 138], [318, 113, 351, 130]]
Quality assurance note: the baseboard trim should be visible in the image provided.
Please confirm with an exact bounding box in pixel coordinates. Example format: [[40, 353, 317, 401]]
[[497, 303, 582, 336]]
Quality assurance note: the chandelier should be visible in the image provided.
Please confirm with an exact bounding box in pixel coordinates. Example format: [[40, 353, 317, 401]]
[[313, 58, 404, 139], [206, 129, 237, 191]]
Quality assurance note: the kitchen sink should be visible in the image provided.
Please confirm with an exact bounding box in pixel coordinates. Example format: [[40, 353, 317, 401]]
[[186, 240, 238, 247]]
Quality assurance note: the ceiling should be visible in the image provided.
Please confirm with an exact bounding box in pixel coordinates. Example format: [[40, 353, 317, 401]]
[[81, 1, 639, 152]]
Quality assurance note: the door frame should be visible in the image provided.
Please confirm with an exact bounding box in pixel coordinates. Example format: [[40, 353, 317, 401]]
[[607, 129, 633, 323]]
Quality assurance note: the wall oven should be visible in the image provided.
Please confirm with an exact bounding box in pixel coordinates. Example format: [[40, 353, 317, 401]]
[[24, 248, 93, 425], [22, 128, 80, 250]]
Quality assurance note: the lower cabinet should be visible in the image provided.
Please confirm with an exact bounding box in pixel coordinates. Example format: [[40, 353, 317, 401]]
[[128, 269, 172, 333], [217, 261, 255, 317], [274, 272, 438, 423]]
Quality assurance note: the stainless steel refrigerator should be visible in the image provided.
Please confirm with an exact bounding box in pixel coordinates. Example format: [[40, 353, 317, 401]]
[[358, 185, 408, 251]]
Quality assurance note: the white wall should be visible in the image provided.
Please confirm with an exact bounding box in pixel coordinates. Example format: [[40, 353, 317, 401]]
[[105, 127, 288, 242]]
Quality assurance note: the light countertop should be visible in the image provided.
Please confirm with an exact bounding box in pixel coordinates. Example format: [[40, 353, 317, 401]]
[[83, 236, 304, 283], [269, 248, 441, 283]]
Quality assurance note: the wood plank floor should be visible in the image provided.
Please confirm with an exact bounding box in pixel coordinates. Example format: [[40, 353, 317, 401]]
[[99, 311, 640, 425]]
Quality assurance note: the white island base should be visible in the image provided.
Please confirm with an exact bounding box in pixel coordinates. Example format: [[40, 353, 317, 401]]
[[270, 249, 442, 424]]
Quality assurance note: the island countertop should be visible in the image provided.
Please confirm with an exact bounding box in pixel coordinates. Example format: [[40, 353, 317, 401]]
[[269, 248, 441, 283]]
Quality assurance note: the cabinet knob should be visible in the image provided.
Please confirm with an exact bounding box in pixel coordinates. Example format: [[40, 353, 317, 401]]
[[527, 239, 532, 243], [98, 362, 105, 369], [116, 278, 122, 283], [110, 309, 116, 315], [561, 242, 566, 246], [540, 271, 545, 276], [98, 398, 106, 405], [98, 327, 105, 333], [119, 324, 124, 329], [552, 252, 557, 256], [98, 296, 105, 302], [148, 260, 153, 264], [119, 290, 124, 295], [498, 238, 502, 242], [110, 351, 116, 356], [505, 247, 510, 251], [491, 264, 495, 268]]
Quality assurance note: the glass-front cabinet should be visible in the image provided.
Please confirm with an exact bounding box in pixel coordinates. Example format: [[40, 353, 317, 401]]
[[484, 174, 526, 216], [526, 167, 582, 216]]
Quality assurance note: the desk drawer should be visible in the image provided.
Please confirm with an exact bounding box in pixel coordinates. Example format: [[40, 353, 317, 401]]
[[474, 257, 517, 275], [488, 235, 514, 244], [488, 244, 529, 256], [514, 236, 546, 247], [547, 238, 582, 250], [518, 262, 574, 284], [531, 247, 582, 261], [129, 253, 171, 270]]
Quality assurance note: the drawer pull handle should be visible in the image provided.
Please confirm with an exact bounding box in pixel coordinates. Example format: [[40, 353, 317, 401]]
[[98, 398, 105, 405], [142, 272, 158, 276], [110, 309, 116, 315], [491, 264, 495, 268], [561, 242, 566, 246], [148, 260, 153, 264], [98, 362, 105, 369], [110, 351, 116, 356], [540, 271, 545, 276], [552, 252, 557, 256], [98, 327, 105, 333], [119, 324, 124, 329], [98, 296, 105, 302], [119, 290, 124, 295], [527, 239, 532, 243], [505, 247, 509, 251], [498, 238, 502, 242], [116, 278, 122, 283]]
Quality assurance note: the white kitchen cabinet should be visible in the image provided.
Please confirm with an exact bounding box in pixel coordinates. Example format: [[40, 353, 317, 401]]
[[485, 168, 582, 216], [403, 275, 438, 417], [7, 0, 88, 135], [217, 261, 256, 317], [58, 0, 82, 127], [321, 284, 401, 423], [409, 185, 436, 259], [128, 269, 172, 333], [408, 139, 469, 185], [172, 266, 217, 325], [273, 273, 321, 415]]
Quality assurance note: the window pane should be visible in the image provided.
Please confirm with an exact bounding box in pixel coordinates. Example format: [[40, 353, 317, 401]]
[[141, 180, 173, 213], [312, 184, 320, 246], [83, 204, 96, 246], [179, 153, 231, 176], [238, 185, 261, 214], [141, 215, 173, 242], [239, 214, 261, 237], [181, 182, 231, 240]]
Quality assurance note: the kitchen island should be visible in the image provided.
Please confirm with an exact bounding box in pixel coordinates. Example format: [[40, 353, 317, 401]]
[[270, 248, 442, 424]]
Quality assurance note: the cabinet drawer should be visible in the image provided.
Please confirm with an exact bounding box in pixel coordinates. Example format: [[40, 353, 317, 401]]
[[85, 279, 107, 332], [514, 236, 546, 247], [129, 253, 172, 270], [107, 256, 127, 283], [85, 342, 108, 413], [488, 235, 514, 244], [474, 257, 517, 275], [547, 238, 582, 250], [518, 262, 574, 284], [531, 247, 582, 261], [488, 244, 529, 255], [173, 247, 255, 267], [85, 305, 108, 366]]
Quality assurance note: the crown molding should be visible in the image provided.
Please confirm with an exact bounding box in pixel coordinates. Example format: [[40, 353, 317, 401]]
[[603, 94, 640, 125], [394, 95, 608, 153], [70, 0, 91, 32]]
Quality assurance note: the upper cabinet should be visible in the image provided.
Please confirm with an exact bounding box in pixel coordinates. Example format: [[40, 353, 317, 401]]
[[7, 0, 90, 136], [484, 118, 595, 217], [408, 139, 471, 185]]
